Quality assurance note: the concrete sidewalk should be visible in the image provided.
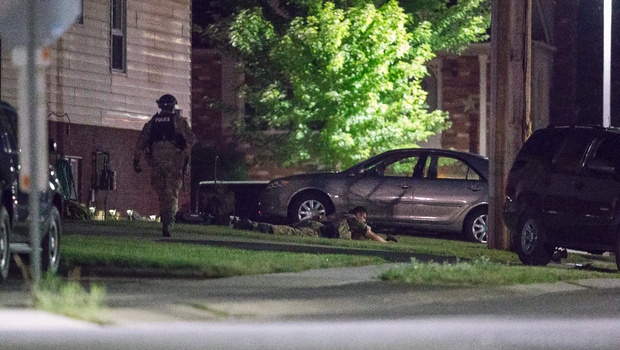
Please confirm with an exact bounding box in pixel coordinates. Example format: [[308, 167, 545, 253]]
[[3, 220, 620, 329], [3, 263, 620, 329], [0, 263, 406, 327]]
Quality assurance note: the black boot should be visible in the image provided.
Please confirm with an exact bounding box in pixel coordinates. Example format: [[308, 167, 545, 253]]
[[233, 218, 254, 231], [257, 223, 274, 234], [162, 223, 171, 237]]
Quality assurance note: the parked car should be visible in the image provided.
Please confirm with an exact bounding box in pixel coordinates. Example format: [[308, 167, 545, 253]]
[[0, 100, 63, 283], [503, 125, 620, 270], [259, 148, 489, 242]]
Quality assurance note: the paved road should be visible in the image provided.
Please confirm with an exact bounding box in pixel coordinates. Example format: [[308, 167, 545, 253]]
[[3, 268, 620, 349], [2, 221, 620, 349], [3, 317, 620, 350]]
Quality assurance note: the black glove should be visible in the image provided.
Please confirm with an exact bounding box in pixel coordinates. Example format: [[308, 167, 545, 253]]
[[386, 234, 398, 243], [133, 159, 142, 173]]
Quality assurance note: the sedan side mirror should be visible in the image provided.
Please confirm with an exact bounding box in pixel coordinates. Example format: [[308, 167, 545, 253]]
[[353, 167, 373, 177]]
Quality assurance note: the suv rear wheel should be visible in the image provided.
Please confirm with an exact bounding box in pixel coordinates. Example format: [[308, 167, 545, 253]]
[[42, 206, 61, 274], [615, 231, 620, 271], [517, 216, 552, 266], [0, 205, 10, 283]]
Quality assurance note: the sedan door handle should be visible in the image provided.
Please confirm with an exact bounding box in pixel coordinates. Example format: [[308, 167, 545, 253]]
[[400, 184, 411, 189], [468, 185, 483, 192]]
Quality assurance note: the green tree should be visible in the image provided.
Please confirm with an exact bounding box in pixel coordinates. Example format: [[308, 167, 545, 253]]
[[206, 0, 490, 169]]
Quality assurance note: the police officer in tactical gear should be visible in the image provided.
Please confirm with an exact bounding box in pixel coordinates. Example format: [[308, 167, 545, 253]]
[[134, 94, 196, 237], [234, 206, 393, 242]]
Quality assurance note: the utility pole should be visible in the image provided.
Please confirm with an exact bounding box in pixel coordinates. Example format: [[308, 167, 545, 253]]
[[488, 0, 531, 250], [0, 0, 81, 285]]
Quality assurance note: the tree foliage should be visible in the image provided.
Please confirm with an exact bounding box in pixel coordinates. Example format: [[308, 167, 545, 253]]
[[204, 0, 490, 169]]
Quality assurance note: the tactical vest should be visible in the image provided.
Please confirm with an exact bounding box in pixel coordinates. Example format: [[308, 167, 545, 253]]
[[150, 112, 176, 144]]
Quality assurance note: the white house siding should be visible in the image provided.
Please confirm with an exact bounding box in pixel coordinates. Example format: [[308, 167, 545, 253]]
[[1, 0, 192, 218], [46, 0, 192, 130], [2, 0, 191, 127]]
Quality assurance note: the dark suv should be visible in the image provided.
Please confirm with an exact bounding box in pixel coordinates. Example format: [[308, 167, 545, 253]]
[[0, 100, 63, 283], [503, 125, 620, 270]]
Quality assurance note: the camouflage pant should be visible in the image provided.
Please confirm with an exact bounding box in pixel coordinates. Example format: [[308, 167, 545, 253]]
[[148, 142, 184, 225], [269, 219, 325, 237]]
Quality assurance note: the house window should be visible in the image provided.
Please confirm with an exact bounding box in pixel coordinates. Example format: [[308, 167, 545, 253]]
[[78, 0, 85, 24], [111, 0, 126, 72], [56, 156, 81, 201]]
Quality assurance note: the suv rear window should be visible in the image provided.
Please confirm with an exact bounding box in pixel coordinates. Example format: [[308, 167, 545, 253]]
[[518, 128, 568, 162], [553, 131, 594, 173], [590, 134, 620, 169]]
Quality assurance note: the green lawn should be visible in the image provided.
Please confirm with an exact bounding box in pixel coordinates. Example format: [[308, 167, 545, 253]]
[[61, 220, 620, 285], [381, 257, 619, 287], [62, 235, 386, 278]]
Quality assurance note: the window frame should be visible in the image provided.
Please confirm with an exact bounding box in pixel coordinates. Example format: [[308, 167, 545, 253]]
[[552, 131, 596, 174], [78, 0, 85, 24], [110, 0, 127, 72]]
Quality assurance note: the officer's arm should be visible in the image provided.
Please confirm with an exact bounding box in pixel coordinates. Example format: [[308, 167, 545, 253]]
[[134, 122, 152, 161], [364, 228, 387, 243], [178, 117, 196, 148]]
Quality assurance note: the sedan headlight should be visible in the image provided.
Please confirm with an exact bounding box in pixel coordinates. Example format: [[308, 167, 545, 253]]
[[266, 179, 290, 190]]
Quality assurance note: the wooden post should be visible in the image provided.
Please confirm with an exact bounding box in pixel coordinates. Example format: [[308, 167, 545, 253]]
[[524, 0, 533, 141], [488, 0, 530, 250]]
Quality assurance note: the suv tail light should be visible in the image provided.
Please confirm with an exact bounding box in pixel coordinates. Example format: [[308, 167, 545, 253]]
[[504, 160, 525, 198]]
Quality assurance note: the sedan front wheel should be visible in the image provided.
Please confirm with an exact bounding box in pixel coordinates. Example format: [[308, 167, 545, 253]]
[[289, 193, 332, 222]]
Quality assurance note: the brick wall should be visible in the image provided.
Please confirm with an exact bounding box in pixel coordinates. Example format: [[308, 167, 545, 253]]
[[440, 56, 482, 153], [191, 49, 224, 149], [49, 121, 192, 218]]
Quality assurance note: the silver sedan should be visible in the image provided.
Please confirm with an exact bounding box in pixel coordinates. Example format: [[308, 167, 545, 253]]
[[258, 148, 489, 243]]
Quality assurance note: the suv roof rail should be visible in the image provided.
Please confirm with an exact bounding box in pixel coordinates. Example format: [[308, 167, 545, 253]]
[[545, 123, 620, 131], [0, 100, 13, 109]]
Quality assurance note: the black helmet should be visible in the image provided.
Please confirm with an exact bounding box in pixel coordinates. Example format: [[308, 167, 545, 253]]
[[156, 94, 177, 111]]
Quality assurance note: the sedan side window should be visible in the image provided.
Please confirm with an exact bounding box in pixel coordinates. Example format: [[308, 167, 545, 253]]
[[367, 156, 420, 177], [424, 156, 480, 180], [384, 156, 419, 177]]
